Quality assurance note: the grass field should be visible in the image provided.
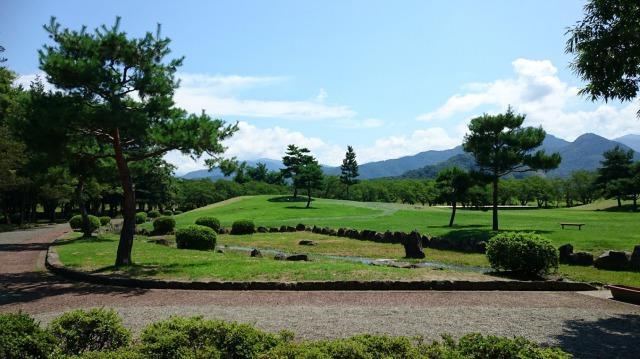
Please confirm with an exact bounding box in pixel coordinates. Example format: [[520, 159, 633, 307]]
[[54, 234, 492, 282], [152, 195, 640, 254]]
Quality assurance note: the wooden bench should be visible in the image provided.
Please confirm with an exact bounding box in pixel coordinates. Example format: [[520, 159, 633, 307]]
[[560, 223, 585, 230]]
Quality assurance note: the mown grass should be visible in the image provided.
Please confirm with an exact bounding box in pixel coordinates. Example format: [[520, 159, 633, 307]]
[[146, 195, 640, 254], [54, 234, 491, 282]]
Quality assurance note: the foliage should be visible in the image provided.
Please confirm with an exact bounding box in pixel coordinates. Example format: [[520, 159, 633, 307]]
[[296, 156, 324, 208], [175, 224, 217, 250], [340, 145, 359, 197], [99, 216, 111, 226], [463, 107, 561, 230], [231, 220, 255, 235], [135, 212, 148, 224], [152, 216, 175, 234], [566, 0, 640, 117], [69, 214, 100, 234], [436, 167, 472, 227], [596, 145, 634, 207], [0, 312, 55, 359], [147, 210, 160, 218], [48, 308, 131, 356], [195, 216, 221, 232], [486, 232, 559, 277], [281, 144, 312, 198], [69, 215, 83, 229]]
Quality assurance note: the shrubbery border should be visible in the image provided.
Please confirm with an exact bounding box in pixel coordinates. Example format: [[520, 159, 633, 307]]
[[46, 240, 596, 291]]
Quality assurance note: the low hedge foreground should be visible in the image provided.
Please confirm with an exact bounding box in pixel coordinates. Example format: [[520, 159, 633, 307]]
[[486, 232, 559, 277], [175, 224, 217, 250], [0, 310, 570, 359]]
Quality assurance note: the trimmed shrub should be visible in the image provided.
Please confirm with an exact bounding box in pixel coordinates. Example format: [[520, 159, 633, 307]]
[[231, 220, 255, 235], [486, 232, 559, 277], [195, 217, 221, 232], [74, 347, 146, 359], [135, 212, 147, 224], [173, 210, 183, 215], [435, 333, 571, 358], [99, 216, 111, 226], [69, 215, 101, 234], [48, 308, 131, 356], [152, 216, 175, 235], [162, 210, 173, 216], [140, 316, 282, 359], [0, 313, 56, 359], [147, 210, 161, 219], [175, 225, 217, 250]]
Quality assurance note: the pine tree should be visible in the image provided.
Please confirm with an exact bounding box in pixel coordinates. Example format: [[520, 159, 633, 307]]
[[339, 146, 359, 198], [295, 155, 324, 208], [281, 144, 311, 198], [596, 145, 634, 208]]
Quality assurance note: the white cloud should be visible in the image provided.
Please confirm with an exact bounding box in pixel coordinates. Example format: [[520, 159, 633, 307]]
[[337, 118, 385, 129], [416, 58, 639, 140], [174, 74, 356, 120]]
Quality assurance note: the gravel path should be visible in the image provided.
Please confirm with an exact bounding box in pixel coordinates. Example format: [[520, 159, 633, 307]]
[[1, 225, 639, 359]]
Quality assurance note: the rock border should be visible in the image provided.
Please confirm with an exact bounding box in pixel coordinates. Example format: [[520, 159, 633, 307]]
[[45, 242, 597, 292]]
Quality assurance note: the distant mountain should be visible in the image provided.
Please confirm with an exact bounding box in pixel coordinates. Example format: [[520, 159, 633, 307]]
[[182, 158, 284, 180], [614, 134, 640, 152], [397, 133, 637, 179]]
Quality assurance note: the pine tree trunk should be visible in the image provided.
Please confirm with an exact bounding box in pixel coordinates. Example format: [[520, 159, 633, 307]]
[[293, 187, 298, 198], [449, 195, 456, 227], [306, 187, 311, 208], [113, 128, 136, 267], [492, 177, 499, 231], [76, 176, 93, 237], [617, 196, 621, 208]]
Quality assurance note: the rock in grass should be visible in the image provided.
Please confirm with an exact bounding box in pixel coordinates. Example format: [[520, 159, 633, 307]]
[[568, 251, 593, 266], [298, 240, 316, 246], [286, 254, 309, 261], [630, 245, 640, 271], [594, 250, 630, 271], [250, 249, 262, 258], [558, 244, 573, 263], [269, 227, 279, 233], [296, 223, 306, 231], [257, 226, 268, 233], [274, 253, 287, 260]]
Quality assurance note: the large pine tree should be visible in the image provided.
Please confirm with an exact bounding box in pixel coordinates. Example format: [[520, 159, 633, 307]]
[[339, 145, 359, 197]]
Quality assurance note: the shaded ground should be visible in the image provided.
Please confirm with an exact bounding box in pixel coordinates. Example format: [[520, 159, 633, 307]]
[[1, 224, 639, 358]]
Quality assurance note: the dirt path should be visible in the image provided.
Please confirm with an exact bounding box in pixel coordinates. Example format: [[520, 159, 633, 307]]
[[1, 225, 639, 359]]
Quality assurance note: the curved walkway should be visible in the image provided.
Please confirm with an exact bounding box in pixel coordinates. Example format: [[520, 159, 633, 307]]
[[1, 225, 639, 358]]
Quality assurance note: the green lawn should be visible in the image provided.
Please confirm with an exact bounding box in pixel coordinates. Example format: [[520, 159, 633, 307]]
[[54, 234, 492, 282], [150, 195, 640, 254]]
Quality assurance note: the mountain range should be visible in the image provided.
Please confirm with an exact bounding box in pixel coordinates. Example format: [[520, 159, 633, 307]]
[[181, 133, 638, 180]]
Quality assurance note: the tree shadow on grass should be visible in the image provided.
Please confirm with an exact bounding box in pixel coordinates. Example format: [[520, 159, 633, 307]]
[[52, 236, 113, 246], [439, 228, 553, 242], [554, 314, 640, 359], [93, 261, 213, 278], [268, 196, 312, 203], [284, 206, 319, 210]]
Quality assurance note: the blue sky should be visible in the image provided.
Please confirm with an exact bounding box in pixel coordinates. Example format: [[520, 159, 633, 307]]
[[3, 0, 638, 174]]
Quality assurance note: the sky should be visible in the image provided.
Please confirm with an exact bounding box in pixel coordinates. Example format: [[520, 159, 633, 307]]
[[2, 0, 639, 174]]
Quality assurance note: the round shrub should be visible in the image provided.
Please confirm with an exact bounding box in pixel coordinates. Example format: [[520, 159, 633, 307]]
[[194, 216, 221, 232], [99, 216, 111, 226], [147, 210, 161, 219], [175, 225, 217, 250], [173, 210, 183, 215], [69, 215, 101, 234], [162, 210, 173, 216], [48, 308, 131, 356], [152, 216, 175, 235], [0, 313, 56, 359], [486, 232, 559, 277], [231, 220, 255, 235], [135, 212, 147, 224]]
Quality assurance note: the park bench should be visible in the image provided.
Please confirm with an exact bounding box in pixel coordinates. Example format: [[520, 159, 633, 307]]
[[560, 223, 585, 230]]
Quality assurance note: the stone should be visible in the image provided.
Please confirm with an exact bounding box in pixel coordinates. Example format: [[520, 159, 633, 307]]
[[312, 226, 321, 234], [337, 228, 347, 236], [298, 240, 316, 246], [296, 223, 306, 231], [285, 254, 309, 261], [383, 231, 394, 243], [274, 253, 287, 260], [328, 228, 337, 236], [374, 232, 385, 242], [568, 251, 594, 266], [421, 235, 431, 248], [594, 250, 630, 271], [402, 230, 425, 259], [558, 244, 574, 263], [218, 227, 229, 235], [321, 227, 330, 235], [250, 249, 262, 257], [256, 226, 268, 233], [631, 245, 640, 271], [269, 227, 279, 233]]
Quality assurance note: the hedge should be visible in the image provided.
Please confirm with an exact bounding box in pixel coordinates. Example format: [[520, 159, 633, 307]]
[[152, 216, 175, 235], [486, 232, 559, 277], [175, 225, 217, 250], [231, 220, 255, 235]]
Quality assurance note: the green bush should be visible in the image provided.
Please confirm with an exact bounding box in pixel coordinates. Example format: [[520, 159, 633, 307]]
[[73, 347, 146, 359], [140, 316, 282, 359], [69, 215, 101, 234], [99, 216, 111, 226], [195, 216, 221, 232], [231, 220, 255, 235], [173, 210, 183, 215], [486, 232, 559, 277], [48, 308, 132, 356], [152, 216, 176, 235], [0, 312, 56, 359], [175, 225, 217, 250], [135, 212, 147, 224], [147, 210, 161, 219], [162, 210, 173, 216]]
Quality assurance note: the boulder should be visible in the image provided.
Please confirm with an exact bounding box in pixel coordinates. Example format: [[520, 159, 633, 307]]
[[631, 245, 640, 271], [296, 223, 306, 231], [383, 231, 394, 243], [558, 244, 574, 263], [321, 227, 331, 235], [274, 253, 287, 260], [256, 226, 268, 233], [402, 230, 425, 259], [568, 251, 594, 266], [217, 228, 230, 235], [328, 228, 337, 236], [269, 227, 279, 233], [312, 226, 321, 234], [594, 250, 630, 271], [298, 240, 316, 246], [337, 228, 347, 237], [421, 235, 431, 248], [250, 249, 262, 258], [216, 249, 225, 254], [285, 254, 309, 261], [374, 232, 385, 242]]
